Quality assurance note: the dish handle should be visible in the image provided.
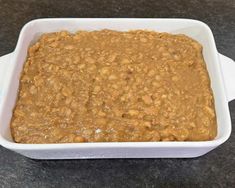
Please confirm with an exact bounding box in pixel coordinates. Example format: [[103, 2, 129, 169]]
[[219, 53, 235, 102], [0, 53, 14, 103]]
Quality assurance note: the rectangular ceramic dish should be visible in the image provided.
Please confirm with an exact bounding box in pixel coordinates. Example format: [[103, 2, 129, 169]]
[[0, 18, 234, 159]]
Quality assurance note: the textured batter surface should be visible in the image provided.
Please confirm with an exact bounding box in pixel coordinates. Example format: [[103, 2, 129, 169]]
[[11, 30, 216, 143]]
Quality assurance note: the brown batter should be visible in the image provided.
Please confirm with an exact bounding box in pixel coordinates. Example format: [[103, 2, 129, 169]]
[[10, 30, 217, 143]]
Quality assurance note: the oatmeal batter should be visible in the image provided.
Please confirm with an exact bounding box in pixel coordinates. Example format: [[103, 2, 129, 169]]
[[10, 30, 217, 143]]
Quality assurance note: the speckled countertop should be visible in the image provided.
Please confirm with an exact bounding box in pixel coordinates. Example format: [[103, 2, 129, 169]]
[[0, 0, 234, 187]]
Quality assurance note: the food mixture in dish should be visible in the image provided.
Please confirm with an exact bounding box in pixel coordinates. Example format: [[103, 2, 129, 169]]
[[10, 30, 217, 143]]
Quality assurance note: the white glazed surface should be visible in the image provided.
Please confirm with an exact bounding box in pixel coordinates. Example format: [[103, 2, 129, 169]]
[[0, 18, 233, 159]]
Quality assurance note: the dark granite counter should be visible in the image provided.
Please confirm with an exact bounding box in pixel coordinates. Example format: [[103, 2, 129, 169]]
[[0, 0, 234, 187]]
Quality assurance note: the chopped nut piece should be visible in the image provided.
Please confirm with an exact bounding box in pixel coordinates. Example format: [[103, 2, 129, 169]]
[[143, 121, 151, 128], [128, 110, 139, 116], [142, 95, 153, 105], [120, 58, 130, 64], [73, 136, 86, 142], [147, 70, 155, 77], [64, 45, 74, 50], [108, 74, 117, 80], [62, 87, 73, 97], [30, 85, 37, 94], [85, 57, 95, 64]]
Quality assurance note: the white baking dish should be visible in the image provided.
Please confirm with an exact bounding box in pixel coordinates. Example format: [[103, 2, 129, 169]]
[[0, 18, 234, 159]]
